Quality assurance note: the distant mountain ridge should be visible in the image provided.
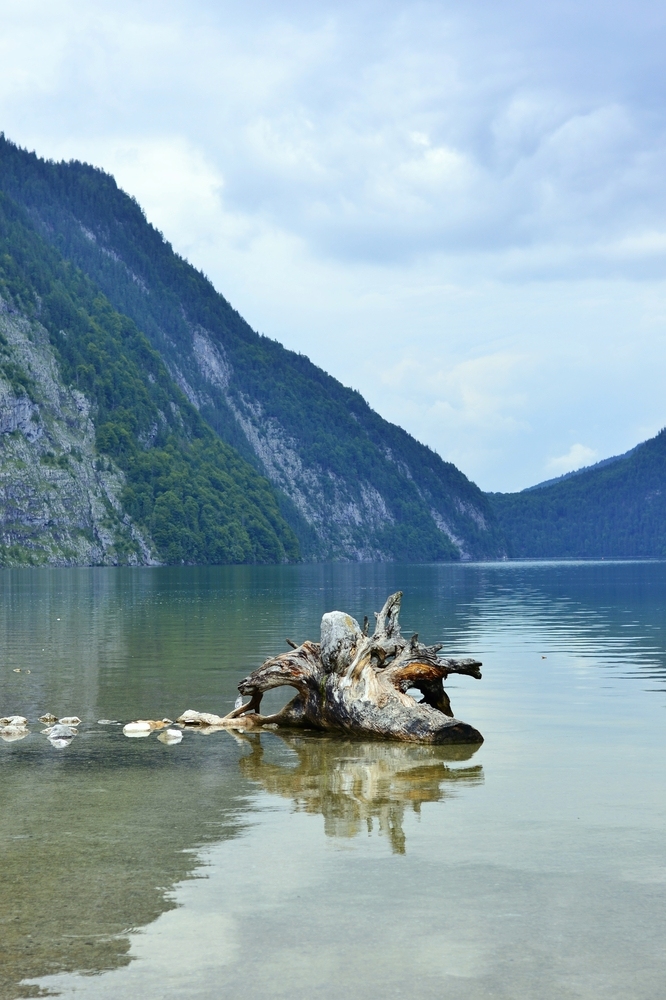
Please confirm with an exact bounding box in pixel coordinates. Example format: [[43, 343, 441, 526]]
[[0, 136, 505, 564], [522, 446, 638, 492], [488, 428, 666, 558]]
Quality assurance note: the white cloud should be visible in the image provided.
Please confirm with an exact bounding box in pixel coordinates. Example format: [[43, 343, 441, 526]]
[[1, 0, 666, 490], [546, 443, 598, 476]]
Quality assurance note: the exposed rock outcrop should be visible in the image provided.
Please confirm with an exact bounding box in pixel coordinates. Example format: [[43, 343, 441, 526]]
[[0, 302, 155, 566], [0, 136, 507, 563], [189, 327, 496, 560]]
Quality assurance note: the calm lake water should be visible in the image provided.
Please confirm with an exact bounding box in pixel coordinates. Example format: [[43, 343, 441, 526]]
[[1, 561, 665, 999]]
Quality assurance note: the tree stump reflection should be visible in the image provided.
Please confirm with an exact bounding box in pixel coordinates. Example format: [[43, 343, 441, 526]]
[[238, 733, 483, 854]]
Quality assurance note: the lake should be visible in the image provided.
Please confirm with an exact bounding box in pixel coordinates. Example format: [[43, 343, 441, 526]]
[[1, 561, 665, 999]]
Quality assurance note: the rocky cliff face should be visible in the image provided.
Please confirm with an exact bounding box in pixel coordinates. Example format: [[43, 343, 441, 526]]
[[182, 327, 501, 560], [0, 297, 154, 565], [186, 329, 401, 559], [0, 138, 507, 562]]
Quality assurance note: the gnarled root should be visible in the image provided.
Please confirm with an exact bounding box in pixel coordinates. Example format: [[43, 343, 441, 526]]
[[226, 592, 483, 744]]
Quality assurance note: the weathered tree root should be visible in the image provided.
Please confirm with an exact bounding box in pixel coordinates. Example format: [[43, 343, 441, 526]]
[[208, 592, 484, 744]]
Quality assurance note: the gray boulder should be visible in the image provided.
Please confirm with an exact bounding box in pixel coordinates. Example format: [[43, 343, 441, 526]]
[[320, 611, 362, 673]]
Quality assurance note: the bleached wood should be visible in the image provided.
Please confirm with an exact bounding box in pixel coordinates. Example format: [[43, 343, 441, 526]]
[[221, 592, 484, 744]]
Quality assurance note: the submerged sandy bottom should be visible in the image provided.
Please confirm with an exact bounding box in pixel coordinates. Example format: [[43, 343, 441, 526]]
[[1, 561, 665, 999]]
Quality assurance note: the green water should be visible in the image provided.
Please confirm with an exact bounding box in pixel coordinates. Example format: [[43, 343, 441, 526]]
[[1, 562, 665, 999]]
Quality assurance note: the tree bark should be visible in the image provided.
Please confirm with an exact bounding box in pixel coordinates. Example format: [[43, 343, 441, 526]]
[[197, 592, 484, 744]]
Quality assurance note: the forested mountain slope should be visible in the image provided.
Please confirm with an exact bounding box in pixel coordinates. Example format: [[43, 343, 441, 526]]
[[0, 136, 504, 562], [0, 190, 298, 565], [489, 428, 666, 558]]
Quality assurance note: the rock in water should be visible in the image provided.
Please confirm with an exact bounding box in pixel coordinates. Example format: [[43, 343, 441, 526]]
[[59, 717, 81, 726], [0, 717, 30, 741], [48, 737, 73, 749], [157, 729, 183, 744], [43, 724, 77, 748], [39, 714, 58, 724], [320, 612, 363, 672], [1, 728, 29, 742], [123, 721, 152, 735], [123, 719, 173, 733], [42, 724, 78, 738]]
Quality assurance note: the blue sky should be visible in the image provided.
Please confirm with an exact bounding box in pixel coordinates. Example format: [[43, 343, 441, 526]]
[[2, 0, 666, 490]]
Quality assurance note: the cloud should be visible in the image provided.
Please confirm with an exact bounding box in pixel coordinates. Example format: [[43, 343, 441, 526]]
[[546, 443, 598, 476], [6, 0, 666, 273], [1, 0, 666, 490]]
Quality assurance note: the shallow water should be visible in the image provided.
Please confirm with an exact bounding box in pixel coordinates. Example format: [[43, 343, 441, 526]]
[[1, 561, 665, 999]]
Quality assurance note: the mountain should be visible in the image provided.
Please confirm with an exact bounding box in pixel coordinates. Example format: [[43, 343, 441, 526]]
[[0, 188, 300, 567], [0, 135, 505, 564], [488, 428, 666, 558], [521, 446, 637, 492]]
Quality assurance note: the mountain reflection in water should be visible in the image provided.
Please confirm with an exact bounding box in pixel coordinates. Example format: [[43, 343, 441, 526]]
[[238, 734, 482, 854], [1, 562, 665, 1000], [0, 732, 248, 1000], [1, 730, 482, 999]]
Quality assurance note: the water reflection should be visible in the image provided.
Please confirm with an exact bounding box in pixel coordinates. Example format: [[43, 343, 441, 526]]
[[0, 731, 483, 999], [436, 561, 666, 686], [2, 562, 666, 1000], [0, 731, 248, 1000], [239, 733, 483, 854]]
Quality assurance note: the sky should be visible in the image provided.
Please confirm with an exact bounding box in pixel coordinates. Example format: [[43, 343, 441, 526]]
[[1, 0, 666, 491]]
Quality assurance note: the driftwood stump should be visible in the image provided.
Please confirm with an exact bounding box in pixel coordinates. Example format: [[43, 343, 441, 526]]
[[221, 592, 483, 744]]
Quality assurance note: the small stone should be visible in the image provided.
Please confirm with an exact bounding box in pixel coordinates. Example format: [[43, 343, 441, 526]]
[[157, 729, 183, 744], [97, 719, 119, 725], [48, 737, 72, 749], [59, 717, 81, 726], [1, 729, 29, 742], [43, 724, 78, 738], [123, 721, 152, 735], [39, 714, 58, 725], [0, 716, 28, 727], [13, 668, 20, 673]]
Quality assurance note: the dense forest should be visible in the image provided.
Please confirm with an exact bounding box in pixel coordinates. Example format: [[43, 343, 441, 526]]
[[0, 190, 298, 565], [4, 136, 665, 564], [0, 135, 504, 562], [489, 429, 666, 558]]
